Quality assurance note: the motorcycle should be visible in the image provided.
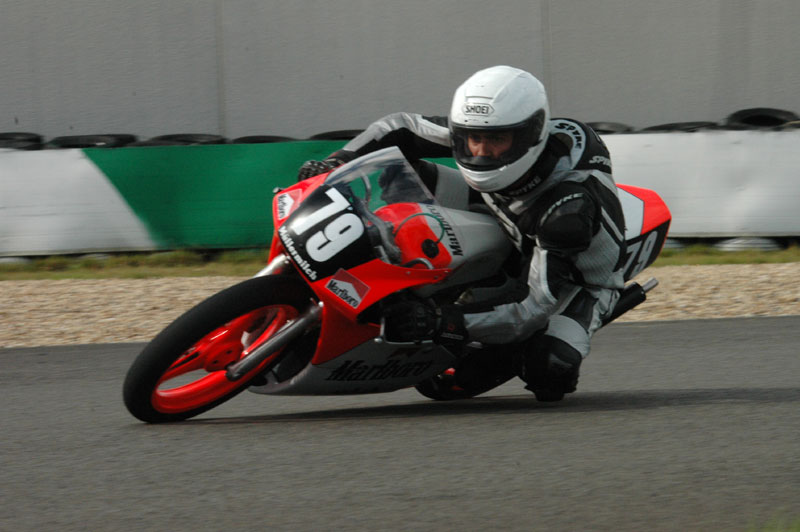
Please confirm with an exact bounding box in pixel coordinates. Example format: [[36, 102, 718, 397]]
[[123, 147, 671, 423]]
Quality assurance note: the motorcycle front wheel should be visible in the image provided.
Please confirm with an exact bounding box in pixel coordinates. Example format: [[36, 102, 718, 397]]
[[123, 275, 316, 423]]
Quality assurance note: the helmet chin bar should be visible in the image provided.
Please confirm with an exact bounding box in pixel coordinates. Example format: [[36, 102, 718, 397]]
[[457, 154, 508, 171], [457, 141, 546, 193]]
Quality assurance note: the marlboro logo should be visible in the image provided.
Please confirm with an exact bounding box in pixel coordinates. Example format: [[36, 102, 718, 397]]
[[325, 269, 370, 308], [325, 359, 434, 381], [276, 190, 302, 220]]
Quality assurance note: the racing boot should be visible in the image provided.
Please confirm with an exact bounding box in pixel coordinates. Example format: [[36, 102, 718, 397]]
[[515, 334, 582, 402]]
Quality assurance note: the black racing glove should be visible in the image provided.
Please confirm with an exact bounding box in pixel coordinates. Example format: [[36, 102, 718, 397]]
[[296, 150, 357, 181], [382, 300, 468, 347]]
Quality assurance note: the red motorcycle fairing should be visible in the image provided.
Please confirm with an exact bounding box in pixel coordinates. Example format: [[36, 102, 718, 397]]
[[268, 177, 326, 262], [268, 173, 456, 372], [617, 184, 671, 238], [308, 258, 450, 366], [247, 333, 457, 396], [258, 167, 467, 393], [373, 203, 455, 268], [617, 183, 672, 280], [273, 176, 326, 224]]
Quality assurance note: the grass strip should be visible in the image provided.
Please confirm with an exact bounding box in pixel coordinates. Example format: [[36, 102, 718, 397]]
[[1, 245, 799, 281]]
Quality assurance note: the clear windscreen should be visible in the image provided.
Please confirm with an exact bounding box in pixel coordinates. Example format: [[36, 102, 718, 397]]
[[325, 147, 436, 212], [323, 147, 441, 266]]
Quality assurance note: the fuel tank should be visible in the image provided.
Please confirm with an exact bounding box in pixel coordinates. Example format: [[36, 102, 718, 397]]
[[413, 203, 512, 293]]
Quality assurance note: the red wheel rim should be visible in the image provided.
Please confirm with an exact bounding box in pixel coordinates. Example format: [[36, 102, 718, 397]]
[[151, 304, 298, 414]]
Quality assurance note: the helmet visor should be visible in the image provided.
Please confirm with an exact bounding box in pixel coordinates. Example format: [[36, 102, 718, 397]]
[[451, 110, 546, 172]]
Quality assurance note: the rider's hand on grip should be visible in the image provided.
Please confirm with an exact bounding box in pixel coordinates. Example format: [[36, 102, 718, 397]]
[[296, 150, 357, 182], [297, 159, 336, 182], [382, 300, 468, 347]]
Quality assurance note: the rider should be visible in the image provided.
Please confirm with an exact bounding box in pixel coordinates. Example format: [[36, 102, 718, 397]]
[[297, 65, 627, 401]]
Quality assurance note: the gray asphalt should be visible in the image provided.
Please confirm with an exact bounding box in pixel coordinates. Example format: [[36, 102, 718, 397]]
[[1, 317, 798, 531]]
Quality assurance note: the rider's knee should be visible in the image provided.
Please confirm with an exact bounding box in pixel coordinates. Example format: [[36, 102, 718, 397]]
[[516, 334, 583, 394]]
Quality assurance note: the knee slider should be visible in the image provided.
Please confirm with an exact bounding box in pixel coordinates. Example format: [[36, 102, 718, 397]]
[[518, 335, 582, 393]]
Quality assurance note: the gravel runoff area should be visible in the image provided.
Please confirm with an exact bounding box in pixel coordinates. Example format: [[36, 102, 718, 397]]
[[1, 263, 799, 348]]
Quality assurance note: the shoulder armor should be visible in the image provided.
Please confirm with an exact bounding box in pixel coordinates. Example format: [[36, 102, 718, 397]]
[[536, 186, 598, 253], [550, 118, 612, 173]]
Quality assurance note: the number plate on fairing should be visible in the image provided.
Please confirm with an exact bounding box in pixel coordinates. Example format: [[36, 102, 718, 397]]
[[278, 184, 373, 280]]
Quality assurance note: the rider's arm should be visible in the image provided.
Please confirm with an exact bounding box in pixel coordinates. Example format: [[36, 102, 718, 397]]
[[334, 112, 452, 161], [301, 113, 455, 185]]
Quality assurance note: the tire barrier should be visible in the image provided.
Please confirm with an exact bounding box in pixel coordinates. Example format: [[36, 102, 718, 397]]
[[6, 105, 798, 152], [713, 237, 783, 252], [126, 139, 192, 147], [662, 238, 685, 250], [233, 135, 298, 143], [0, 132, 42, 143], [723, 107, 800, 129], [147, 134, 228, 145], [776, 120, 800, 130], [0, 132, 43, 150], [307, 129, 364, 141], [639, 121, 719, 133], [44, 134, 137, 149], [0, 140, 42, 150], [586, 122, 634, 134]]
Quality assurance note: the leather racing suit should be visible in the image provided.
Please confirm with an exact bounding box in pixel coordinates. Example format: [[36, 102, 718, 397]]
[[331, 112, 627, 393]]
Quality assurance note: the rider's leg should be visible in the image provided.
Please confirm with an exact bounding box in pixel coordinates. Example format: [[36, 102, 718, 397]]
[[515, 286, 617, 401]]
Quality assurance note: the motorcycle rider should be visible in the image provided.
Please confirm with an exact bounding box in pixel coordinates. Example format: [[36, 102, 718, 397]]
[[297, 65, 626, 402]]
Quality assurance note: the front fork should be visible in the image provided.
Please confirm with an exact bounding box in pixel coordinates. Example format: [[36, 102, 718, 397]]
[[225, 300, 323, 381], [254, 254, 291, 278], [224, 253, 321, 381]]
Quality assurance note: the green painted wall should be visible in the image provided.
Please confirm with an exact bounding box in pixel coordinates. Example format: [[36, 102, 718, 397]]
[[86, 141, 346, 249]]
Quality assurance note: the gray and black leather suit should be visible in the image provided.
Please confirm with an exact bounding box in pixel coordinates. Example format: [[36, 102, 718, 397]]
[[333, 112, 627, 394]]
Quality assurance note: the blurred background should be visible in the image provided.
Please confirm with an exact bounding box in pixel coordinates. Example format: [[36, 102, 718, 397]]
[[2, 0, 799, 140], [2, 0, 800, 256]]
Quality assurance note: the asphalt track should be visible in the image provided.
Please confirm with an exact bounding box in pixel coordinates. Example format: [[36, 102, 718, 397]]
[[1, 316, 798, 531]]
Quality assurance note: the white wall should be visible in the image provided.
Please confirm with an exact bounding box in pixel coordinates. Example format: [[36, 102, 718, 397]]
[[2, 0, 799, 139]]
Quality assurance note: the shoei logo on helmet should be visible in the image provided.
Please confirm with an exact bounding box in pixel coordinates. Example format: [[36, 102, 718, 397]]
[[462, 103, 494, 116]]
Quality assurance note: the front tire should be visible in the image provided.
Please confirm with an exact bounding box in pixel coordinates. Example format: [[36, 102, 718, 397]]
[[123, 275, 315, 423]]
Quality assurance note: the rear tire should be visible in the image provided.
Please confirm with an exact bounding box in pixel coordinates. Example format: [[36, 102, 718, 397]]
[[532, 389, 565, 402], [415, 348, 515, 401], [123, 275, 314, 423], [415, 370, 515, 400]]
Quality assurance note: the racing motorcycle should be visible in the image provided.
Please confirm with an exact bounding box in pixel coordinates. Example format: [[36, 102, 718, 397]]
[[123, 147, 671, 423]]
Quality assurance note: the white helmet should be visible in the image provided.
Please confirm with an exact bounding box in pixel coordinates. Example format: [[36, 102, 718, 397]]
[[449, 66, 550, 193]]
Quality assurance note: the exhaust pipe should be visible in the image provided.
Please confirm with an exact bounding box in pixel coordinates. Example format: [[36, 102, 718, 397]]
[[601, 278, 658, 327]]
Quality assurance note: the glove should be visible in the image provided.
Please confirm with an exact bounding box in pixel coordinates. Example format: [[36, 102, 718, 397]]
[[297, 159, 336, 181], [382, 300, 468, 347], [296, 150, 356, 181]]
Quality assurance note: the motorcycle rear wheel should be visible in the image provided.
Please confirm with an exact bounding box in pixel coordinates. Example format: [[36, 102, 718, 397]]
[[414, 350, 516, 401], [123, 275, 315, 423]]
